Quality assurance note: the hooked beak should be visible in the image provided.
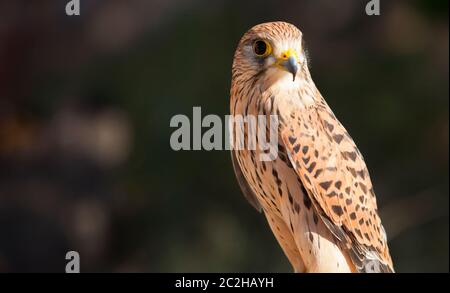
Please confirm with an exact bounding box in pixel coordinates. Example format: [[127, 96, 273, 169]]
[[275, 49, 299, 81]]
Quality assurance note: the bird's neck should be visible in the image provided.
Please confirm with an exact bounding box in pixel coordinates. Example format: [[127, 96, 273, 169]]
[[231, 72, 321, 117]]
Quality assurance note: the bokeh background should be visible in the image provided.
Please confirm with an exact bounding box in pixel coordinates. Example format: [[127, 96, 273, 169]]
[[0, 0, 448, 273]]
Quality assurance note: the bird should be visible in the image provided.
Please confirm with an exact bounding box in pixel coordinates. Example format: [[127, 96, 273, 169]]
[[230, 22, 394, 273]]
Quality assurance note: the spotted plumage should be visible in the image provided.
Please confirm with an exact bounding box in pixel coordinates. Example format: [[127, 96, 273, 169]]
[[230, 22, 394, 273]]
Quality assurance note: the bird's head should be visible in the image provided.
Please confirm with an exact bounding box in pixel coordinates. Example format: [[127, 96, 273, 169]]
[[232, 22, 309, 89]]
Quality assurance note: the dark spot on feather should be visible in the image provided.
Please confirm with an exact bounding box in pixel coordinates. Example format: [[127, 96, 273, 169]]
[[302, 146, 309, 154], [347, 151, 357, 161], [313, 213, 319, 225], [347, 167, 357, 177], [327, 191, 338, 198], [313, 168, 323, 178], [288, 191, 293, 204], [288, 136, 297, 144], [324, 120, 334, 132], [303, 174, 311, 184], [333, 134, 344, 143], [331, 205, 344, 216], [319, 181, 332, 191], [302, 156, 310, 165], [303, 195, 312, 210], [357, 169, 365, 179], [360, 182, 367, 193], [306, 162, 316, 173]]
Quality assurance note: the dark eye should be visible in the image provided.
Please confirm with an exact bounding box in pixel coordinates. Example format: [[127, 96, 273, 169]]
[[253, 40, 272, 57]]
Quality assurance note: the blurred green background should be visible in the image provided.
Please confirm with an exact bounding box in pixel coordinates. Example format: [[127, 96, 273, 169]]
[[0, 0, 448, 272]]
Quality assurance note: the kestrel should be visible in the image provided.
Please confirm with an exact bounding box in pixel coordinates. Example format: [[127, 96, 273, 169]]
[[230, 22, 394, 273]]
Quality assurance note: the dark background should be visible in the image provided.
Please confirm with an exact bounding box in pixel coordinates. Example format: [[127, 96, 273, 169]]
[[0, 0, 448, 272]]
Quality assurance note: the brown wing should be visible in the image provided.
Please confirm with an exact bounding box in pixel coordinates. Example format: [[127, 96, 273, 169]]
[[279, 101, 393, 272], [231, 151, 262, 212]]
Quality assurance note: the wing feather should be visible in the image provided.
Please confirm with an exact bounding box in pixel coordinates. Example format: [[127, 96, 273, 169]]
[[279, 100, 394, 272]]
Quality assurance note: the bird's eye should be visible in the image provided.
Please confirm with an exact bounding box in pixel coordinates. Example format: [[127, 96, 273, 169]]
[[253, 40, 271, 57]]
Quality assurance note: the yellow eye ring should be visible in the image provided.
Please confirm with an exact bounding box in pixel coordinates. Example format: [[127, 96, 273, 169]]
[[253, 40, 272, 57]]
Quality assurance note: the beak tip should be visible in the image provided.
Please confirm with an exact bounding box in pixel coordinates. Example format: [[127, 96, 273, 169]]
[[286, 56, 298, 82]]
